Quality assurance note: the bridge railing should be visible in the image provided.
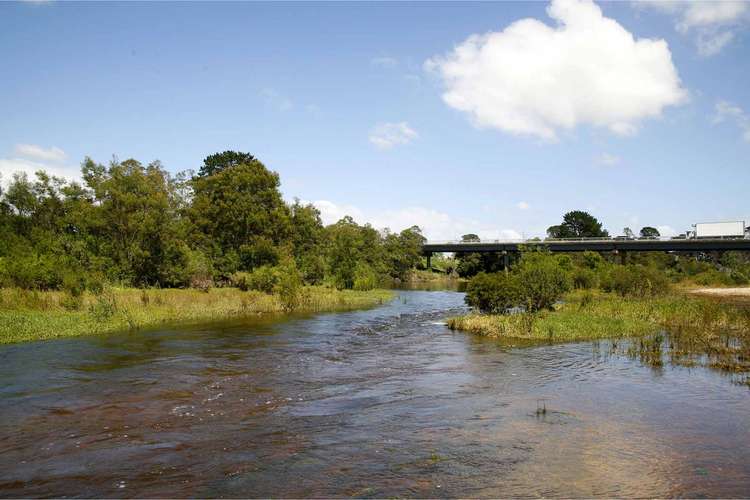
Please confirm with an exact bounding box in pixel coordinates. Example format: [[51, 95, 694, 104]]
[[424, 235, 748, 245]]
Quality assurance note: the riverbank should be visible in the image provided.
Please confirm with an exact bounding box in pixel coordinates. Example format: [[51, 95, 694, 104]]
[[448, 289, 750, 344], [0, 286, 394, 344]]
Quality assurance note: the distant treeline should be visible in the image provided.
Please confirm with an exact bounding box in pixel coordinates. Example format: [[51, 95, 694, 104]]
[[0, 151, 425, 292]]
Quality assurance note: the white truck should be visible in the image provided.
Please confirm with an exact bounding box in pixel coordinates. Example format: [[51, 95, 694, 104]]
[[691, 221, 746, 239]]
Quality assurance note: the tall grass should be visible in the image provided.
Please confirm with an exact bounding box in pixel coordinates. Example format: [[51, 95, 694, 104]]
[[0, 286, 394, 344], [448, 290, 750, 342], [448, 290, 750, 382]]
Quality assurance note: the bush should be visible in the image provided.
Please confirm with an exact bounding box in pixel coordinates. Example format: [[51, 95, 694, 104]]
[[516, 252, 571, 312], [353, 263, 378, 291], [602, 265, 669, 297], [572, 267, 597, 289], [274, 261, 303, 311], [231, 266, 279, 293], [465, 272, 521, 314]]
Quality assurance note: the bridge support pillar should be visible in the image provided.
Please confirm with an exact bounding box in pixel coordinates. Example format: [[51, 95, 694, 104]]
[[426, 252, 431, 271], [502, 251, 509, 273], [620, 250, 627, 265]]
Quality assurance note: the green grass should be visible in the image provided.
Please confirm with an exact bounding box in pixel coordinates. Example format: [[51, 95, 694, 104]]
[[0, 286, 394, 344], [448, 289, 750, 343], [449, 289, 750, 382]]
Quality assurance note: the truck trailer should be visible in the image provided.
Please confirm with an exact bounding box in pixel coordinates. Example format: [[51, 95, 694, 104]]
[[692, 221, 746, 239]]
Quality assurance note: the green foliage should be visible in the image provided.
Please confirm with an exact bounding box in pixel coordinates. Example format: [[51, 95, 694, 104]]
[[197, 151, 256, 178], [232, 266, 279, 293], [0, 151, 429, 295], [464, 272, 521, 313], [640, 226, 660, 238], [572, 267, 597, 289], [601, 265, 670, 297], [274, 260, 303, 311], [546, 210, 609, 239], [582, 250, 605, 269], [515, 252, 572, 311], [465, 252, 570, 313], [353, 262, 379, 291]]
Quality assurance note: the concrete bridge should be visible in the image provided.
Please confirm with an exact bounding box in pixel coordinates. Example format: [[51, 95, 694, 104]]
[[422, 237, 750, 268]]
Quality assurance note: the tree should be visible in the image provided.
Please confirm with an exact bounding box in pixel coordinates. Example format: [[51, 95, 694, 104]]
[[197, 151, 256, 178], [640, 226, 660, 239], [547, 211, 609, 239], [190, 157, 291, 274], [461, 233, 480, 242], [623, 227, 635, 239]]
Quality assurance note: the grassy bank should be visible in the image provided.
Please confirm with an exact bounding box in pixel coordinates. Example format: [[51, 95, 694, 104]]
[[448, 290, 750, 343], [0, 286, 394, 344]]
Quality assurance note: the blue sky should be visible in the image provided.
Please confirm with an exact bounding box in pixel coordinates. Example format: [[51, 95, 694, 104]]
[[1, 0, 748, 239]]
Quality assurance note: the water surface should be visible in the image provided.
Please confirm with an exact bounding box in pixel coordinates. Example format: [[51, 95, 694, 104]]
[[1, 291, 749, 497]]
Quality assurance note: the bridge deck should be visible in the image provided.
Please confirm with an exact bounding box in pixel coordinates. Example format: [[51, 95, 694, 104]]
[[422, 238, 750, 253]]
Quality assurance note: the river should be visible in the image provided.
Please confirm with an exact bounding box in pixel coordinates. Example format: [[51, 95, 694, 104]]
[[1, 290, 749, 497]]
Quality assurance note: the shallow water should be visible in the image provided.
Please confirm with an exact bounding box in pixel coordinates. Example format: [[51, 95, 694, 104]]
[[1, 290, 749, 497]]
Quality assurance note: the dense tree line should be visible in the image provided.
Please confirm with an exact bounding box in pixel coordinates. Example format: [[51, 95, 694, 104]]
[[0, 151, 425, 292]]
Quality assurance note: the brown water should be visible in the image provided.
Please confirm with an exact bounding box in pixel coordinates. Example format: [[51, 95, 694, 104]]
[[1, 290, 749, 498]]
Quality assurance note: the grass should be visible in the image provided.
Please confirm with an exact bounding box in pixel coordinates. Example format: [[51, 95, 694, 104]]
[[0, 286, 394, 344], [448, 289, 750, 383], [448, 289, 750, 343]]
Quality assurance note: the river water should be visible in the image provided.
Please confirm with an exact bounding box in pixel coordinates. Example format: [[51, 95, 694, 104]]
[[1, 290, 749, 497]]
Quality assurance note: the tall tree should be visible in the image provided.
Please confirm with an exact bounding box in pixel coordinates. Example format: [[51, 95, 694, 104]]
[[190, 156, 291, 274], [197, 151, 256, 178], [547, 211, 609, 239], [640, 226, 660, 239]]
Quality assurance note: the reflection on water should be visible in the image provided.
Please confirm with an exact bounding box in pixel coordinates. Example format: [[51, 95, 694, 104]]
[[1, 291, 749, 497]]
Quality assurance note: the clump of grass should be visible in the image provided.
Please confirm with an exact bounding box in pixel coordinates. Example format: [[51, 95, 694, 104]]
[[449, 289, 750, 381], [0, 286, 394, 344]]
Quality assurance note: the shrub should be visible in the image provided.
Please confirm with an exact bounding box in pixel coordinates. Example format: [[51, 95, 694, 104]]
[[465, 272, 521, 314], [602, 265, 669, 297], [231, 266, 279, 293], [353, 263, 378, 291], [572, 267, 597, 289], [516, 252, 571, 312], [274, 260, 303, 311]]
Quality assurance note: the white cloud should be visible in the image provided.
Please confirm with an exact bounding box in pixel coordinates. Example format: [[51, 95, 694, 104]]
[[312, 200, 365, 226], [517, 201, 530, 210], [371, 56, 398, 68], [368, 122, 418, 150], [636, 1, 749, 56], [0, 157, 81, 185], [713, 100, 750, 142], [596, 152, 621, 166], [260, 88, 293, 111], [14, 143, 66, 162], [311, 200, 522, 241], [425, 0, 687, 141]]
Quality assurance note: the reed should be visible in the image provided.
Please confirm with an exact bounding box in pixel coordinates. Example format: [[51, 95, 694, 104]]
[[0, 286, 394, 344]]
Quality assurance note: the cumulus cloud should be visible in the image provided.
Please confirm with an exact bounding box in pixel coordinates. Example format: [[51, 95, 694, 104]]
[[369, 122, 418, 150], [596, 152, 621, 166], [14, 143, 66, 162], [713, 100, 750, 142], [637, 1, 749, 56], [517, 201, 530, 210], [0, 157, 81, 185], [371, 56, 398, 68], [310, 200, 522, 241], [1, 144, 80, 184], [425, 0, 687, 140]]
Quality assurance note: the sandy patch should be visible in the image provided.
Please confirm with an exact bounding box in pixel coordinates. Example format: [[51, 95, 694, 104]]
[[690, 287, 750, 297]]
